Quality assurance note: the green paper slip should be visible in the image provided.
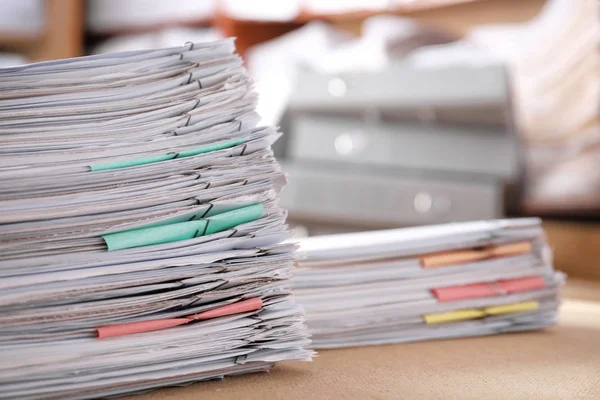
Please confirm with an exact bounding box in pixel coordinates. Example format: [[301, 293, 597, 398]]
[[103, 203, 264, 251], [90, 137, 247, 171]]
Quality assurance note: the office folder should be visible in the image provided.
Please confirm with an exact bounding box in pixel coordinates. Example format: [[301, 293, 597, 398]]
[[280, 162, 503, 226], [293, 218, 563, 348], [285, 114, 519, 178], [0, 39, 312, 400], [287, 62, 511, 124]]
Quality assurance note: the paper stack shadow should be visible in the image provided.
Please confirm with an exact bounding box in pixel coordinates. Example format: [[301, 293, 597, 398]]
[[0, 39, 312, 399], [294, 218, 564, 348]]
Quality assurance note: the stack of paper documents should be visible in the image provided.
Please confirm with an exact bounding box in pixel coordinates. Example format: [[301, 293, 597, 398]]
[[294, 218, 563, 348], [0, 39, 311, 399]]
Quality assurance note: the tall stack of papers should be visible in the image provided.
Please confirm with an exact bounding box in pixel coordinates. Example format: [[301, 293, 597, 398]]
[[294, 218, 563, 348], [0, 39, 311, 399]]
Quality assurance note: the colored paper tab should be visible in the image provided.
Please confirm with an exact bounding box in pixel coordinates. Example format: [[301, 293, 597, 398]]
[[491, 242, 533, 258], [421, 241, 533, 268], [498, 276, 546, 294], [90, 153, 176, 172], [90, 137, 246, 171], [102, 203, 263, 251], [97, 318, 191, 338], [192, 298, 263, 320], [423, 309, 485, 324], [177, 137, 246, 158], [424, 301, 540, 324], [484, 301, 539, 316], [97, 298, 264, 338], [432, 276, 546, 302], [432, 282, 501, 302]]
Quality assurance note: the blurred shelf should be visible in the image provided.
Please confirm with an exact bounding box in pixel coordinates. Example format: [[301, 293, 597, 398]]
[[87, 18, 214, 38], [214, 0, 547, 56], [218, 0, 483, 24], [295, 0, 485, 23], [0, 0, 546, 61], [212, 13, 304, 58]]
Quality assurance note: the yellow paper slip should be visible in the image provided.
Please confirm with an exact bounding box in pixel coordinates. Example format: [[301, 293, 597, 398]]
[[423, 309, 486, 324], [484, 301, 539, 315], [424, 301, 540, 324]]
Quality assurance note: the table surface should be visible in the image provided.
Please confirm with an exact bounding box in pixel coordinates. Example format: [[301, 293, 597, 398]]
[[127, 279, 600, 400]]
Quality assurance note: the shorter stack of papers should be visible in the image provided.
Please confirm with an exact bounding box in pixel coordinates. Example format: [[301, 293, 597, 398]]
[[294, 218, 564, 348]]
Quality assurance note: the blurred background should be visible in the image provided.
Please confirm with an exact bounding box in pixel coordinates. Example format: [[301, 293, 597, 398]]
[[1, 0, 599, 279]]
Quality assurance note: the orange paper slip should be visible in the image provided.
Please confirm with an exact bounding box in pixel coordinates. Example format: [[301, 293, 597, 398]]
[[421, 241, 533, 268]]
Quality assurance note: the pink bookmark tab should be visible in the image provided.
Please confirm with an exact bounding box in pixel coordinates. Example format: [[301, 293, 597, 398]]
[[192, 297, 263, 320], [432, 275, 546, 302], [97, 318, 192, 338], [498, 275, 546, 293], [432, 282, 500, 302], [96, 298, 264, 339]]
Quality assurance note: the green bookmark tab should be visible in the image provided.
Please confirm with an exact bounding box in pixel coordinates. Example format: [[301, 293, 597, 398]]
[[103, 203, 264, 251], [177, 137, 246, 158], [204, 203, 264, 235], [91, 154, 175, 171], [91, 137, 247, 172]]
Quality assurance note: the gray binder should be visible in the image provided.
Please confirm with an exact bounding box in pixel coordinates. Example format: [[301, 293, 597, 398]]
[[280, 163, 503, 227], [290, 62, 510, 112], [277, 62, 523, 228], [286, 114, 519, 178]]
